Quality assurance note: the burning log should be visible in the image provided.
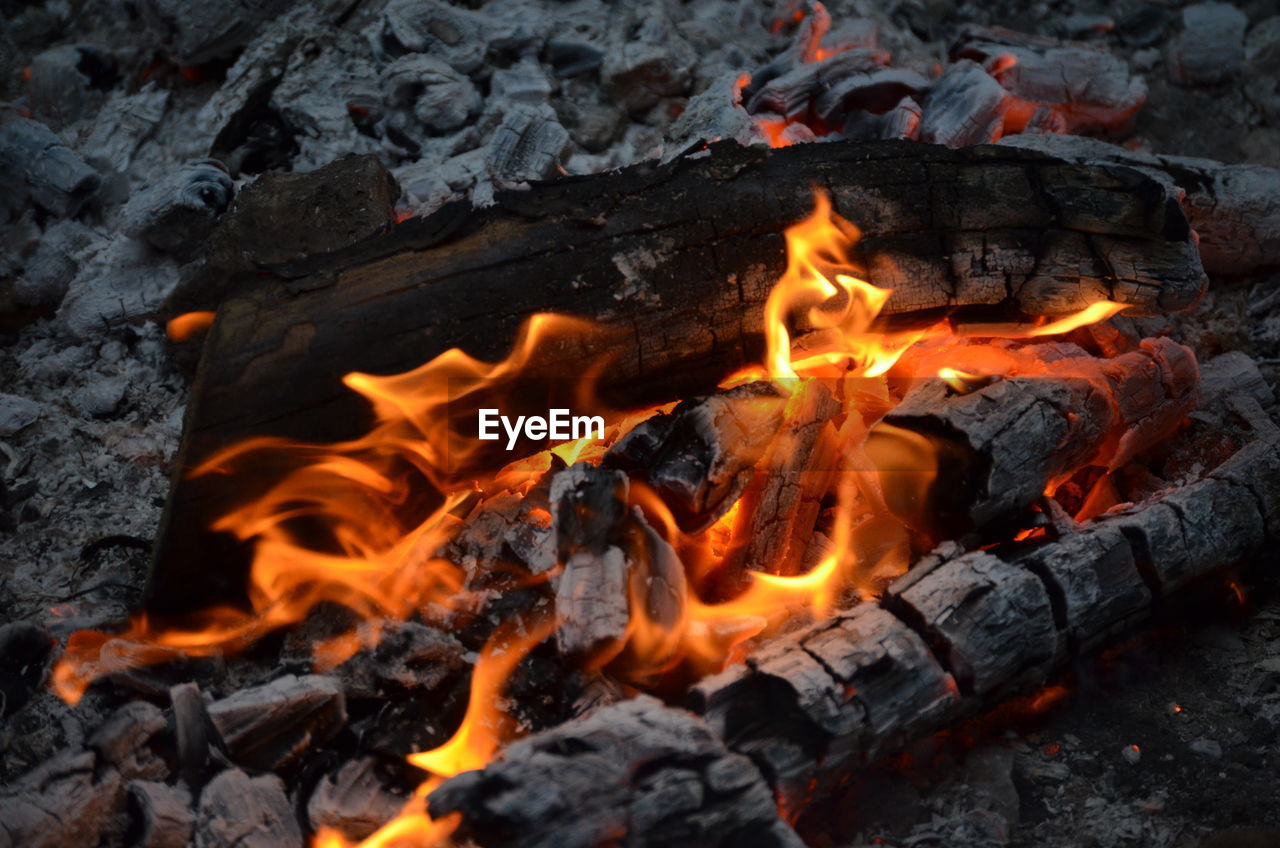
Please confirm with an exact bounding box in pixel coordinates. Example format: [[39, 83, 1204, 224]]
[[877, 337, 1199, 535], [153, 140, 1205, 612], [550, 465, 634, 662], [549, 464, 689, 671], [690, 435, 1280, 810], [427, 695, 804, 848], [886, 547, 1057, 696]]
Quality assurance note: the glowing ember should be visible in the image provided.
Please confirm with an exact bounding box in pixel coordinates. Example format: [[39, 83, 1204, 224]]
[[165, 310, 216, 342]]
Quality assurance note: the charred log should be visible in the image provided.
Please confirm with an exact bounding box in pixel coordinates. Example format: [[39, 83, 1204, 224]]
[[877, 337, 1199, 535], [690, 435, 1280, 810], [999, 133, 1280, 276]]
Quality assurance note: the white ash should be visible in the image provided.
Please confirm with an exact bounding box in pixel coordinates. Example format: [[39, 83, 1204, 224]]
[[0, 322, 184, 627]]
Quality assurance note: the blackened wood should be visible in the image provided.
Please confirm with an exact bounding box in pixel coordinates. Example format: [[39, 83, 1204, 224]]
[[0, 115, 101, 219], [120, 160, 235, 257], [445, 468, 559, 578], [1105, 438, 1277, 593], [885, 550, 1057, 695], [551, 465, 632, 662], [606, 382, 787, 532], [205, 674, 346, 773], [0, 750, 124, 848], [427, 695, 804, 848], [728, 381, 840, 577], [691, 604, 958, 805], [0, 702, 168, 848], [126, 781, 195, 848], [194, 769, 302, 848], [880, 338, 1198, 535], [306, 758, 404, 841], [333, 620, 464, 697], [151, 139, 1205, 613], [1012, 522, 1151, 651], [999, 133, 1280, 277], [169, 682, 217, 788], [918, 61, 1006, 147]]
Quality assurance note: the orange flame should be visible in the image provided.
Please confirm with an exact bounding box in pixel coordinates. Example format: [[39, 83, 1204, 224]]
[[53, 186, 1139, 847], [165, 310, 216, 342]]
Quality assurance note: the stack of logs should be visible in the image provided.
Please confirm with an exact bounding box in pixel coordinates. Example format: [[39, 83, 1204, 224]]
[[427, 432, 1280, 848], [8, 137, 1278, 848]]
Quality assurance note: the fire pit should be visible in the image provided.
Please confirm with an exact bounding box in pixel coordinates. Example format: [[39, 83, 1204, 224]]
[[3, 2, 1280, 848]]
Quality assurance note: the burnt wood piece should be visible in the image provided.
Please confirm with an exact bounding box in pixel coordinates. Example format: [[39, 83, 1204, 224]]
[[126, 781, 195, 848], [884, 549, 1058, 697], [690, 604, 959, 806], [333, 620, 465, 697], [550, 464, 633, 662], [427, 695, 804, 848], [998, 133, 1280, 276], [918, 60, 1008, 147], [205, 674, 346, 773], [120, 159, 235, 257], [169, 682, 218, 787], [0, 115, 101, 220], [878, 337, 1198, 535], [690, 435, 1280, 811], [606, 382, 788, 532], [151, 139, 1206, 614], [728, 381, 841, 576], [306, 758, 404, 841], [950, 25, 1146, 135], [194, 769, 302, 848], [444, 467, 559, 578], [0, 703, 168, 848]]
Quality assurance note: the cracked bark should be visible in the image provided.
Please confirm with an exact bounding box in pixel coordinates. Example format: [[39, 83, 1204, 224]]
[[688, 435, 1280, 811], [877, 337, 1199, 536]]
